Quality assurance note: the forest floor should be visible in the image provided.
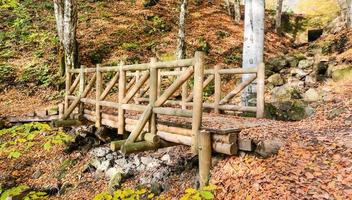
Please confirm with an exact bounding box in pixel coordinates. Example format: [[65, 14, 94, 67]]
[[1, 0, 352, 199], [0, 79, 351, 199]]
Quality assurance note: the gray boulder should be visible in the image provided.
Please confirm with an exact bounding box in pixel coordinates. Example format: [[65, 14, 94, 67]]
[[298, 58, 314, 69], [265, 100, 315, 121], [267, 73, 284, 86], [290, 68, 308, 79], [271, 84, 301, 101], [303, 88, 321, 102], [255, 139, 283, 158]]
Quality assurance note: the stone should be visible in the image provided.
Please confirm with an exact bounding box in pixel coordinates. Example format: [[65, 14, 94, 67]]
[[97, 160, 111, 172], [114, 158, 128, 168], [90, 158, 101, 169], [290, 68, 308, 79], [150, 182, 163, 196], [305, 75, 316, 87], [327, 108, 346, 120], [133, 155, 140, 167], [303, 88, 321, 102], [136, 164, 146, 172], [32, 170, 43, 179], [141, 156, 154, 166], [90, 147, 110, 157], [108, 172, 123, 194], [288, 80, 305, 90], [105, 167, 121, 179], [161, 154, 171, 165], [271, 84, 301, 101], [255, 138, 283, 158], [267, 73, 284, 86], [266, 57, 288, 73], [332, 66, 352, 81], [298, 58, 314, 69], [265, 100, 315, 121], [105, 153, 115, 161], [146, 161, 161, 170]]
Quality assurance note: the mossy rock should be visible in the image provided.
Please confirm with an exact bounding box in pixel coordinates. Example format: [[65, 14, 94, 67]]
[[331, 66, 352, 81], [265, 100, 315, 121], [143, 0, 159, 7]]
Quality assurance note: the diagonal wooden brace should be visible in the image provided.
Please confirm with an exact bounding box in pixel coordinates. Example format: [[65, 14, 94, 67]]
[[219, 74, 257, 105], [62, 74, 96, 119]]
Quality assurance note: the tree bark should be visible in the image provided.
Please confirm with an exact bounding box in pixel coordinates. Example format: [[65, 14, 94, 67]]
[[177, 0, 187, 60], [275, 0, 283, 33], [53, 0, 78, 73], [241, 0, 264, 106], [347, 0, 352, 28], [233, 0, 241, 23]]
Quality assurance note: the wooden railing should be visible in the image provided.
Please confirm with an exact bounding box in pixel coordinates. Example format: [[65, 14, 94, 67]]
[[61, 51, 265, 187]]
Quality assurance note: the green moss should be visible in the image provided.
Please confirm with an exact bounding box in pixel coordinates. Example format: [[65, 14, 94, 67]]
[[265, 100, 314, 121], [332, 66, 352, 81]]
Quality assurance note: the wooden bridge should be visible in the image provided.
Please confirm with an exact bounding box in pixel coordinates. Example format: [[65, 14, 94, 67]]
[[59, 51, 265, 187]]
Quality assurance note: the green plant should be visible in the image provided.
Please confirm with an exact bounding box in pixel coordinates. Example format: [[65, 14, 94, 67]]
[[180, 185, 217, 200], [93, 188, 158, 200], [0, 64, 15, 83], [0, 123, 73, 159], [19, 63, 53, 86], [196, 37, 210, 54], [0, 185, 47, 199], [146, 15, 171, 35], [121, 42, 140, 51]]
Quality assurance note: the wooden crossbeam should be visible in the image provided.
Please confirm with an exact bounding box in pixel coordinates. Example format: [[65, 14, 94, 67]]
[[69, 75, 80, 94], [185, 74, 214, 102], [155, 66, 194, 107], [62, 74, 97, 119], [125, 104, 153, 144], [100, 71, 119, 100], [219, 74, 257, 105], [122, 71, 149, 103], [126, 76, 136, 92]]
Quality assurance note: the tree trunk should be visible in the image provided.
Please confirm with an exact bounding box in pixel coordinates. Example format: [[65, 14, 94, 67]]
[[347, 0, 352, 28], [177, 0, 187, 60], [233, 0, 241, 24], [53, 0, 78, 73], [275, 0, 283, 33], [241, 0, 264, 106]]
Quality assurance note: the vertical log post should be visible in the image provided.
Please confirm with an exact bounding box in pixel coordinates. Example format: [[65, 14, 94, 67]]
[[118, 62, 126, 135], [214, 65, 221, 114], [64, 70, 72, 117], [191, 51, 204, 154], [157, 69, 161, 97], [149, 58, 157, 135], [199, 130, 211, 188], [95, 64, 102, 127], [58, 103, 64, 119], [135, 70, 140, 104], [78, 65, 85, 118], [181, 67, 188, 109], [256, 62, 265, 118]]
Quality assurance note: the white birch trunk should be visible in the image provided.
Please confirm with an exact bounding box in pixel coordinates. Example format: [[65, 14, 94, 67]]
[[347, 0, 352, 28], [234, 0, 241, 23], [241, 0, 264, 106], [275, 0, 283, 33], [63, 0, 77, 69], [177, 0, 187, 60], [53, 0, 78, 71]]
